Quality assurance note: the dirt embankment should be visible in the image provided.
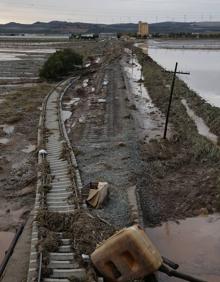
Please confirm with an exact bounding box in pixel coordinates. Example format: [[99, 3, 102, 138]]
[[63, 48, 142, 228], [0, 83, 52, 231], [135, 51, 220, 226]]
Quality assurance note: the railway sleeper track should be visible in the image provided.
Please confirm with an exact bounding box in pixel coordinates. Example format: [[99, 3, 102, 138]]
[[27, 77, 86, 282]]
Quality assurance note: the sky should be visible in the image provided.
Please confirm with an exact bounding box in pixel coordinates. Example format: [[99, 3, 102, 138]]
[[0, 0, 220, 24]]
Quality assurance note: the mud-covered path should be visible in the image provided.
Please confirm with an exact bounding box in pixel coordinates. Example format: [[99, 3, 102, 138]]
[[67, 57, 142, 227]]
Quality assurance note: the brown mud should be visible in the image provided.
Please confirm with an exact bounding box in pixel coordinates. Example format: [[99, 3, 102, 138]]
[[0, 83, 52, 232], [133, 50, 220, 226]]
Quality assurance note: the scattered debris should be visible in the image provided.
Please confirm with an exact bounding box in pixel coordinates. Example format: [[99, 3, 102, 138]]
[[83, 79, 89, 88], [87, 182, 109, 209], [97, 99, 106, 103], [39, 149, 48, 159]]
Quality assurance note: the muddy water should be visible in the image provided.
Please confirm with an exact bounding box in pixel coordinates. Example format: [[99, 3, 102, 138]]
[[62, 110, 72, 122], [146, 214, 220, 282], [22, 144, 36, 153], [0, 53, 22, 61], [0, 124, 15, 135], [147, 43, 220, 107], [123, 55, 167, 141], [182, 99, 218, 144], [0, 48, 56, 54], [0, 232, 15, 264], [0, 138, 10, 144]]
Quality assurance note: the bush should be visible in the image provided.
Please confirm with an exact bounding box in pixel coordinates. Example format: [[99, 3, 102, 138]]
[[40, 49, 83, 81]]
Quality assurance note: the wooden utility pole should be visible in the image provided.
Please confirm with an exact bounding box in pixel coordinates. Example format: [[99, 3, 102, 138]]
[[131, 47, 134, 74], [163, 62, 190, 139]]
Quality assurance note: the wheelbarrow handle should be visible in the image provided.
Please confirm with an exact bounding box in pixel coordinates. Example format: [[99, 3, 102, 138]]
[[159, 264, 207, 282], [162, 256, 179, 270]]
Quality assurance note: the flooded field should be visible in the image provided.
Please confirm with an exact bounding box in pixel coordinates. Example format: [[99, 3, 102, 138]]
[[0, 48, 53, 81], [146, 214, 220, 282], [147, 40, 220, 107], [0, 37, 74, 83]]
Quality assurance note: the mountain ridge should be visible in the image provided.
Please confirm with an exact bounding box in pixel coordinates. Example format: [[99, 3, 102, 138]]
[[0, 21, 220, 34]]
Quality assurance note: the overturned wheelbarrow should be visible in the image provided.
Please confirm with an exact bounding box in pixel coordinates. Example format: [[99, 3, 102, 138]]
[[91, 225, 207, 282]]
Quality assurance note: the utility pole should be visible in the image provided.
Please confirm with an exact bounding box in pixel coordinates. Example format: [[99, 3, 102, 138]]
[[131, 47, 134, 73], [163, 62, 190, 139]]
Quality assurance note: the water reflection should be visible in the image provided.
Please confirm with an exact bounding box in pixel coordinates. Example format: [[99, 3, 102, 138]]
[[146, 215, 220, 282], [148, 46, 220, 107], [182, 99, 218, 144]]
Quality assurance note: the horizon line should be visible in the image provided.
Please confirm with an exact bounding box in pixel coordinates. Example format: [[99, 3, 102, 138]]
[[1, 20, 220, 25]]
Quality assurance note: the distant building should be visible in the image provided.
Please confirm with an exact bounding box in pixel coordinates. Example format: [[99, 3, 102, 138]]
[[99, 33, 118, 40], [81, 33, 95, 39], [137, 21, 149, 38]]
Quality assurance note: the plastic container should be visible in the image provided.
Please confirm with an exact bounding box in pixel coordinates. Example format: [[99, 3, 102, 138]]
[[91, 225, 162, 281]]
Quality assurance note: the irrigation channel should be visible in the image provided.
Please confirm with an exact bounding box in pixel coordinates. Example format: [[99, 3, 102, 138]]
[[27, 77, 87, 282]]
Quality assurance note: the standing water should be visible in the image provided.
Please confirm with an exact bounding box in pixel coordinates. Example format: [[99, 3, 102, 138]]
[[135, 41, 220, 281], [0, 232, 15, 264], [147, 40, 220, 107], [146, 214, 220, 282]]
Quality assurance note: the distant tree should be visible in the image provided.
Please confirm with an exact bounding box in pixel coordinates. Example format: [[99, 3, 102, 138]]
[[40, 49, 83, 81]]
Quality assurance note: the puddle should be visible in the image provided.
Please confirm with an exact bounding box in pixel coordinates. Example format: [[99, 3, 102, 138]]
[[22, 144, 36, 153], [64, 98, 80, 107], [0, 48, 56, 54], [135, 43, 149, 54], [0, 53, 22, 61], [0, 138, 10, 145], [182, 99, 218, 144], [123, 54, 166, 140], [0, 124, 15, 135], [62, 110, 72, 122], [0, 77, 38, 80], [145, 214, 220, 282], [98, 99, 106, 103], [0, 232, 15, 264]]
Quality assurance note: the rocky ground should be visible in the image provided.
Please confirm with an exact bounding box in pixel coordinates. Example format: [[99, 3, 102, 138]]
[[1, 38, 220, 282], [65, 51, 141, 227], [65, 42, 220, 230]]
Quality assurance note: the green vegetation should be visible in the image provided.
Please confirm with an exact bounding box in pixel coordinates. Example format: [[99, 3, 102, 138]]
[[40, 49, 83, 81]]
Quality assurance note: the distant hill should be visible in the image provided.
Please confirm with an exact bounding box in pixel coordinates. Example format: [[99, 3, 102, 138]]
[[0, 21, 220, 34], [150, 21, 220, 34]]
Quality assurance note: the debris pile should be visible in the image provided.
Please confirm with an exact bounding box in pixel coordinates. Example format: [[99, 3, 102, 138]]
[[36, 209, 117, 258]]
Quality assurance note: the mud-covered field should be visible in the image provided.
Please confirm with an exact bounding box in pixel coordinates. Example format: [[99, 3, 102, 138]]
[[0, 37, 111, 233], [1, 37, 220, 281], [61, 42, 220, 230], [135, 49, 220, 226]]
